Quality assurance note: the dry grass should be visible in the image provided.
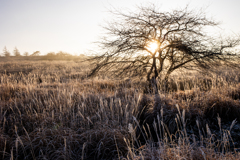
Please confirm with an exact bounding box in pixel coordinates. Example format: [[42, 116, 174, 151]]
[[0, 58, 240, 159]]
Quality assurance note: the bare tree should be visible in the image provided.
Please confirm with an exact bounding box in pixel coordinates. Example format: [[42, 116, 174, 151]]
[[46, 52, 56, 56], [24, 52, 29, 56], [13, 47, 21, 56], [3, 46, 11, 57], [31, 51, 40, 56], [56, 51, 71, 57], [88, 5, 240, 93]]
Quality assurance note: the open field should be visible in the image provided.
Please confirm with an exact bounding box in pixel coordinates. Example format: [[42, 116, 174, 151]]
[[1, 58, 240, 159]]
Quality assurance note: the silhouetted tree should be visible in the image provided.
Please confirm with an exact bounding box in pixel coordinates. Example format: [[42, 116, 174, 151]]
[[24, 52, 29, 56], [56, 51, 71, 57], [13, 47, 21, 56], [46, 52, 55, 56], [3, 46, 11, 57], [88, 5, 240, 93], [31, 51, 40, 56]]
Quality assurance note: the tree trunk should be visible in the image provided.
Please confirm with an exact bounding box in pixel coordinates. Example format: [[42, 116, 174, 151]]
[[151, 77, 159, 94], [162, 72, 171, 92], [144, 76, 159, 94], [145, 57, 159, 94]]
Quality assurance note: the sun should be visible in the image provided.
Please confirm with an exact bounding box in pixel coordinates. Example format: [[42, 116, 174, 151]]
[[145, 40, 160, 53]]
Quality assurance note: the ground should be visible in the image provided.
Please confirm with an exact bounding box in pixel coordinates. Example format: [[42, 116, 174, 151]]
[[0, 57, 240, 159]]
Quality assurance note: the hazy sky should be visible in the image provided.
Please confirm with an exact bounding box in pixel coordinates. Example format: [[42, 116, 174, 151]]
[[0, 0, 240, 55]]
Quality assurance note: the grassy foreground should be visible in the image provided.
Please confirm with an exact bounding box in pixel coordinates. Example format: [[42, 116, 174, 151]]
[[1, 59, 240, 159]]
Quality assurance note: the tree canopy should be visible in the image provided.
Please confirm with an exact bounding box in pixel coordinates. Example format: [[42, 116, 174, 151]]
[[88, 5, 240, 92]]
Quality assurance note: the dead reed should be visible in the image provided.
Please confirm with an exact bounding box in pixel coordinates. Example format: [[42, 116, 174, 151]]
[[0, 60, 240, 159]]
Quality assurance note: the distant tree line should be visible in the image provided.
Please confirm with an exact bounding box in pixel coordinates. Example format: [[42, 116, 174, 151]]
[[1, 46, 82, 57], [45, 51, 72, 57], [1, 46, 40, 57]]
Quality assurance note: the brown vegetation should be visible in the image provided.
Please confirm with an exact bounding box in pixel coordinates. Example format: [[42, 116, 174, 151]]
[[0, 58, 240, 159]]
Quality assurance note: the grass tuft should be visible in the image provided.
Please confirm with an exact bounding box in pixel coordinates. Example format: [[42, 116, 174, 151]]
[[1, 60, 240, 159]]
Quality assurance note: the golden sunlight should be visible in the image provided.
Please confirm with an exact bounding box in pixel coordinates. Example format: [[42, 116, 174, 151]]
[[145, 40, 160, 54]]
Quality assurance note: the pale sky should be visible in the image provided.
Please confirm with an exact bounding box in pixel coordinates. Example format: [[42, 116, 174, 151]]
[[0, 0, 240, 56]]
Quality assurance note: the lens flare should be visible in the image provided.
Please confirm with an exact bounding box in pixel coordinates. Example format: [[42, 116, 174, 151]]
[[146, 40, 160, 53]]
